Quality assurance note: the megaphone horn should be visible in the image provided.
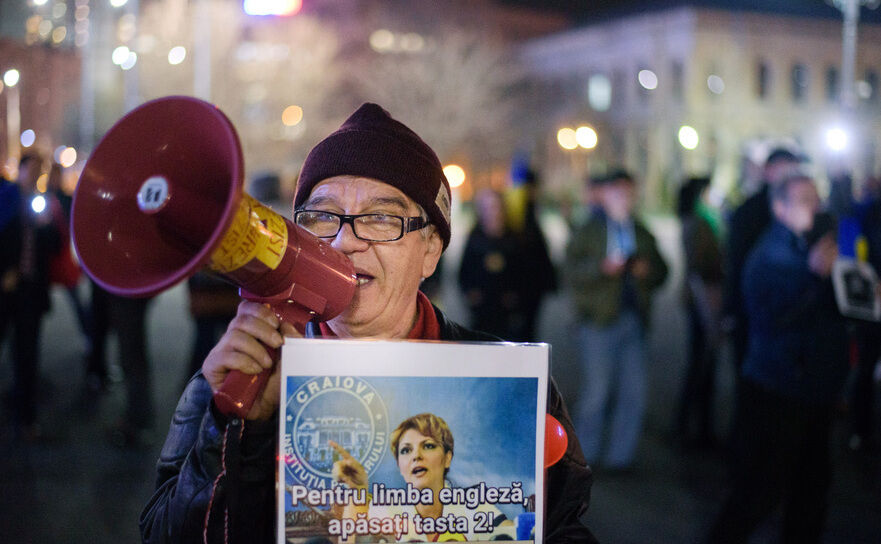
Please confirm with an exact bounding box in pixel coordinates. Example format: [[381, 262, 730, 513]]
[[72, 96, 357, 418]]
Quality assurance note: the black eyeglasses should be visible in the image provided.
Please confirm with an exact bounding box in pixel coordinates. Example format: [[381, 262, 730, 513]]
[[294, 210, 428, 242]]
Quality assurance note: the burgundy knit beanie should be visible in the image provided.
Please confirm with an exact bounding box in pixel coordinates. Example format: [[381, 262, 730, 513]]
[[294, 103, 452, 249]]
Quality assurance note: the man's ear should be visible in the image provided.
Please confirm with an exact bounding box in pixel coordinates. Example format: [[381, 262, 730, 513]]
[[421, 228, 443, 279]]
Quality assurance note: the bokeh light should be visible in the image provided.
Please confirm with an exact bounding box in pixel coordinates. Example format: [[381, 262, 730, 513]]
[[112, 45, 130, 65], [575, 126, 598, 149], [825, 128, 848, 152], [38, 19, 53, 38], [370, 29, 395, 52], [243, 0, 302, 16], [399, 33, 425, 52], [120, 52, 138, 70], [51, 26, 67, 44], [282, 105, 304, 126], [4, 69, 20, 87], [31, 195, 47, 213], [20, 129, 36, 148], [678, 125, 699, 150], [557, 127, 578, 150], [168, 46, 187, 65], [707, 74, 725, 94], [638, 69, 658, 90], [443, 164, 466, 188], [52, 2, 67, 19], [60, 147, 77, 168]]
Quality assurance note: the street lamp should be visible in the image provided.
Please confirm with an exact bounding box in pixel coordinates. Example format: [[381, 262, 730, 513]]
[[575, 126, 598, 150], [678, 125, 699, 150], [558, 125, 597, 181], [3, 69, 20, 87], [4, 69, 21, 165], [243, 0, 302, 16], [443, 164, 466, 189], [556, 127, 578, 151], [828, 0, 881, 109], [826, 127, 849, 152]]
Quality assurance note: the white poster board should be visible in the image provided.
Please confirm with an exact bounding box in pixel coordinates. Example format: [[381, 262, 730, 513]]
[[277, 339, 548, 543], [832, 258, 881, 322]]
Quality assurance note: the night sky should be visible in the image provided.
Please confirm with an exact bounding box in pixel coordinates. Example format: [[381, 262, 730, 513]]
[[501, 0, 881, 24]]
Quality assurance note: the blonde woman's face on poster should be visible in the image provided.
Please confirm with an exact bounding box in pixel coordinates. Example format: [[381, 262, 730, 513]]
[[396, 429, 452, 491]]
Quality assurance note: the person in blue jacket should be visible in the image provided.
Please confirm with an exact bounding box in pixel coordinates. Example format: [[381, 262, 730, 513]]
[[708, 173, 848, 543]]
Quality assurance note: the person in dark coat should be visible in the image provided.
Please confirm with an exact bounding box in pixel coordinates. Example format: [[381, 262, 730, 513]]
[[848, 177, 881, 452], [140, 104, 597, 543], [0, 152, 60, 439], [512, 168, 559, 341], [708, 174, 848, 543], [724, 147, 804, 371], [458, 188, 554, 341], [46, 162, 88, 340], [676, 177, 724, 449]]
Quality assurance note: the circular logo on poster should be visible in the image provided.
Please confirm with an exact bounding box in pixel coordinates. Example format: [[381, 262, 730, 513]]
[[283, 376, 389, 490]]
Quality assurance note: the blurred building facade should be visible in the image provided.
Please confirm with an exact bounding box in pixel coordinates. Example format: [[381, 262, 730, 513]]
[[1, 0, 568, 195], [0, 0, 81, 173], [520, 6, 881, 207], [8, 1, 881, 210]]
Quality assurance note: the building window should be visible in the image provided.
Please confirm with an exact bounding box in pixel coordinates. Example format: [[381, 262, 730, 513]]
[[671, 60, 684, 101], [588, 73, 612, 112], [826, 66, 839, 103], [756, 60, 770, 99], [612, 69, 627, 107], [791, 63, 809, 102], [864, 69, 878, 102]]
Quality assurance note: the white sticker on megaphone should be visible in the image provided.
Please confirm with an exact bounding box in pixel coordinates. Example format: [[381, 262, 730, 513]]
[[137, 176, 170, 213]]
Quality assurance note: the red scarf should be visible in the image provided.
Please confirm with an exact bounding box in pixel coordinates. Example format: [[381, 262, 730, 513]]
[[318, 291, 440, 340]]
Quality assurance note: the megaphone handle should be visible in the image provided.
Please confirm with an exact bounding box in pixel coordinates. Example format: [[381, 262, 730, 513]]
[[213, 344, 279, 419]]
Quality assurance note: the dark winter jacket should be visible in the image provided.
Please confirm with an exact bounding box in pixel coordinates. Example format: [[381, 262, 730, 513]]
[[140, 304, 597, 543], [741, 221, 849, 405]]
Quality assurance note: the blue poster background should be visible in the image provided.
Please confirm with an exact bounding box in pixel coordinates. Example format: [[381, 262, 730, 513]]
[[283, 375, 538, 521]]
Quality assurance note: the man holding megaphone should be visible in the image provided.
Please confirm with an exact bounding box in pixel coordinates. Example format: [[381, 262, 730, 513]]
[[137, 104, 596, 543]]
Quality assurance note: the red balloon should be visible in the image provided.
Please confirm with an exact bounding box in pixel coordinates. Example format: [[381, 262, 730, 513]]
[[544, 414, 568, 468]]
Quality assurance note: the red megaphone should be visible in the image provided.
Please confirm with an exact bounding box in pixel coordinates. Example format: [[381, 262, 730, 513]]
[[71, 96, 357, 418]]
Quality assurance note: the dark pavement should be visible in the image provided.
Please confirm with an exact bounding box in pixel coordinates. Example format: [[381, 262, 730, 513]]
[[1, 215, 880, 543]]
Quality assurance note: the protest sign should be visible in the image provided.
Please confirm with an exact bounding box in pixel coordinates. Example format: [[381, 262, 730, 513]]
[[278, 339, 548, 543], [833, 258, 881, 321]]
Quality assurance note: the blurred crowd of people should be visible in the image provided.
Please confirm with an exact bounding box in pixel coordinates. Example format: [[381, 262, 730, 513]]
[[1, 140, 879, 542], [0, 152, 244, 447], [455, 147, 878, 542]]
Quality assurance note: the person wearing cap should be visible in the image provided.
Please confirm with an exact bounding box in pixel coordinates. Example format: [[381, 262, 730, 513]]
[[140, 104, 597, 543], [565, 170, 668, 472]]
